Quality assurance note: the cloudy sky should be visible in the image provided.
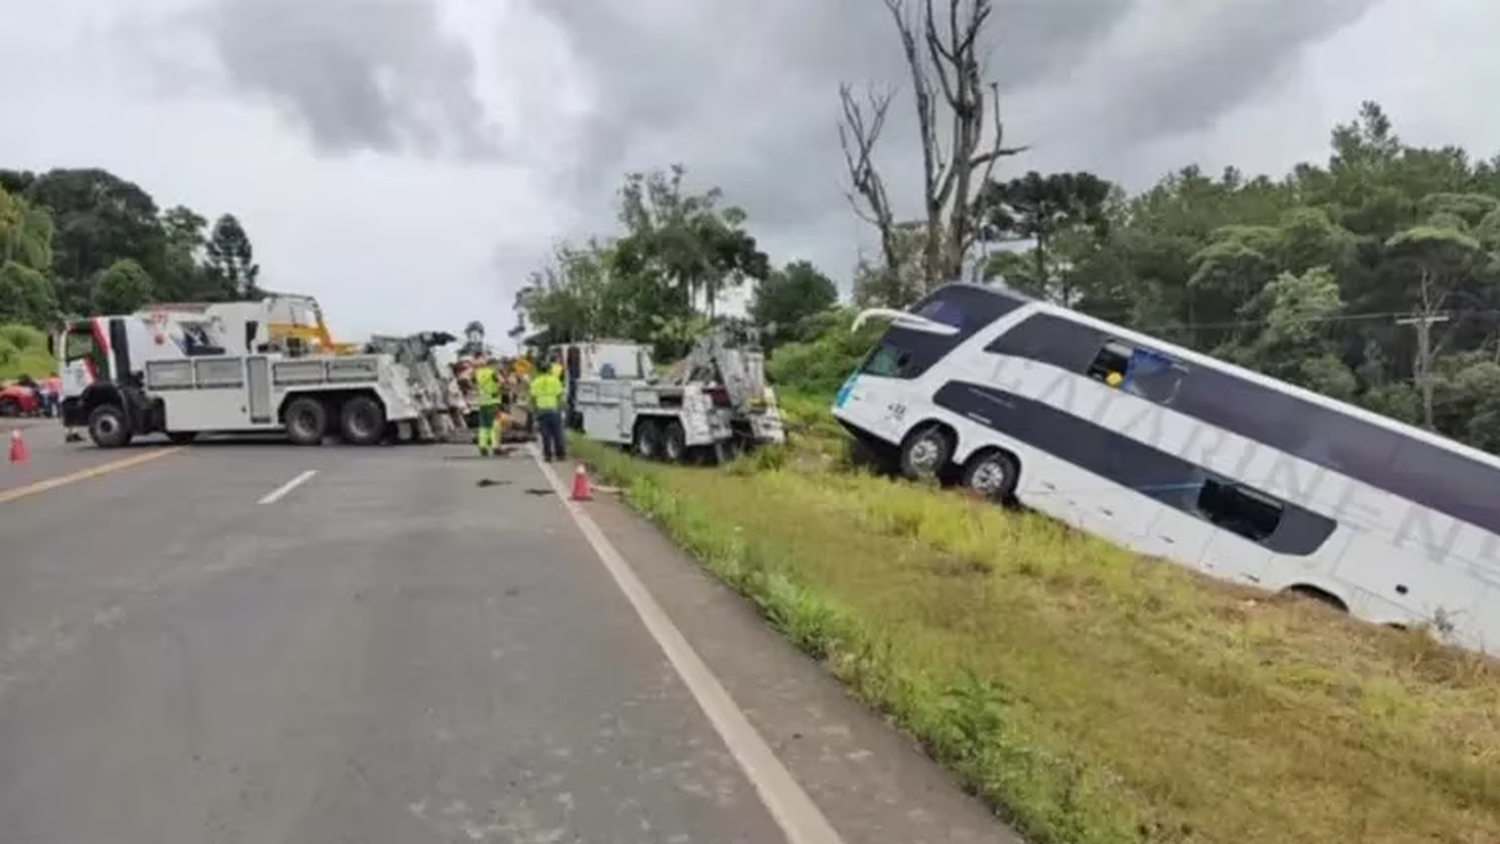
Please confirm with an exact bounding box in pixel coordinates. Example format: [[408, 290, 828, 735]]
[[2, 0, 1498, 346]]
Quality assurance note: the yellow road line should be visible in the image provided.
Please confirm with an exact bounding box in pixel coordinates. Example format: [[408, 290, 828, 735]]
[[0, 447, 184, 505]]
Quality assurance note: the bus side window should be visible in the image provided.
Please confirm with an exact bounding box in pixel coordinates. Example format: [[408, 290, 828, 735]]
[[1124, 348, 1187, 404], [1087, 339, 1186, 404], [1086, 340, 1132, 383], [1197, 478, 1284, 542]]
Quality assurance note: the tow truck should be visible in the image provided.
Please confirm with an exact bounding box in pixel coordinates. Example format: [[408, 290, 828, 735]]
[[569, 326, 786, 464], [53, 294, 467, 447]]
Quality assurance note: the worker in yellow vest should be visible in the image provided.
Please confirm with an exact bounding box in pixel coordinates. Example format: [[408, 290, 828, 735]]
[[530, 361, 566, 462], [473, 360, 504, 457]]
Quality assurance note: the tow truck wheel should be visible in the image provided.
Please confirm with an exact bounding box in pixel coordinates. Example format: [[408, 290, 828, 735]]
[[661, 421, 687, 462], [88, 404, 132, 449], [0, 397, 20, 417], [340, 395, 386, 446], [284, 397, 328, 446], [632, 419, 661, 460]]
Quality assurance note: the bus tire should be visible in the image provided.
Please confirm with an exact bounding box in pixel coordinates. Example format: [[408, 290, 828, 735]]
[[284, 396, 328, 446], [899, 424, 953, 482], [962, 448, 1020, 502], [88, 403, 132, 449], [340, 395, 386, 446]]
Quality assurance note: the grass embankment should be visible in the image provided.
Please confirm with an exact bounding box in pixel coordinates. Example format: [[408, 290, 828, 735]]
[[0, 323, 52, 381], [571, 391, 1500, 844]]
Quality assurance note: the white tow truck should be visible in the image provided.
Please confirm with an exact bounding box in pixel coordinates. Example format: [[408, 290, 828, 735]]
[[53, 294, 467, 448], [570, 326, 786, 464]]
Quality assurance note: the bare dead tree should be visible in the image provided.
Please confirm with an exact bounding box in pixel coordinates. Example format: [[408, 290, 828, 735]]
[[838, 83, 901, 278], [839, 0, 1026, 292]]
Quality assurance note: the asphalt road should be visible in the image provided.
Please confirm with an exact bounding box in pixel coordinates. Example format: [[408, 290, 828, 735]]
[[0, 433, 1020, 844]]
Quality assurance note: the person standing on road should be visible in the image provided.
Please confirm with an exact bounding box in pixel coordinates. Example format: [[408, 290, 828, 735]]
[[473, 360, 503, 458], [42, 372, 62, 418], [530, 361, 566, 462]]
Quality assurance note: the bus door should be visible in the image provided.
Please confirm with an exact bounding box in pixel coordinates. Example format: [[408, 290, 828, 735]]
[[835, 341, 911, 442], [1136, 477, 1218, 570]]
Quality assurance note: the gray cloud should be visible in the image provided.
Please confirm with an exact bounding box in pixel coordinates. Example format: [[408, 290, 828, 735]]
[[188, 0, 499, 160], [528, 0, 1380, 282], [1069, 0, 1383, 145]]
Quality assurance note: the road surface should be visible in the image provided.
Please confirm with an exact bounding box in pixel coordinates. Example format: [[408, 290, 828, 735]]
[[0, 432, 1020, 844]]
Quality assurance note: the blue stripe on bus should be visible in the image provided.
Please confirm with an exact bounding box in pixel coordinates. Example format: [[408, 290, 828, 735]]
[[932, 380, 1337, 556]]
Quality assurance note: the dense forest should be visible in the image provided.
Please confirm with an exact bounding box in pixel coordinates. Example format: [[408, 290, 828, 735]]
[[514, 101, 1500, 455], [0, 167, 260, 375]]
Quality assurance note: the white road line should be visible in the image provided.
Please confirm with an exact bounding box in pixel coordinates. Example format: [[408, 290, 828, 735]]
[[530, 450, 845, 844], [258, 469, 318, 505]]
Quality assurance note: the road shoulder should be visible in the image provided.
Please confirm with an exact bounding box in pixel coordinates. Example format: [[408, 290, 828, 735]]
[[581, 487, 1023, 844]]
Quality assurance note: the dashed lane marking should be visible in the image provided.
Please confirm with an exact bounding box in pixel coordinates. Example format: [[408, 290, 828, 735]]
[[258, 469, 319, 504]]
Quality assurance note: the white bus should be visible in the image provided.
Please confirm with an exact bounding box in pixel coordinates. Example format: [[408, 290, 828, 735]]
[[832, 282, 1500, 654]]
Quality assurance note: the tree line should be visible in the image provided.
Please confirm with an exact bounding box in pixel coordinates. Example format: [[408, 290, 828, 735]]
[[0, 167, 262, 332]]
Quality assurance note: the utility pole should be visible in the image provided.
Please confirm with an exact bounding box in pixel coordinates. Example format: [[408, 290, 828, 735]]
[[1396, 312, 1450, 430]]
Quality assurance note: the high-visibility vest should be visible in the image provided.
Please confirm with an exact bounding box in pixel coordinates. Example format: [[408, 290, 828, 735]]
[[530, 373, 563, 410], [474, 366, 501, 406]]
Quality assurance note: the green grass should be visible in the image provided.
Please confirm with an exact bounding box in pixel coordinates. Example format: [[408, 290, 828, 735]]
[[570, 409, 1500, 844], [0, 323, 52, 381]]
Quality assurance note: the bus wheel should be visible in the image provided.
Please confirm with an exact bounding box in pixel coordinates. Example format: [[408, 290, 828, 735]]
[[898, 424, 953, 482], [962, 449, 1020, 503]]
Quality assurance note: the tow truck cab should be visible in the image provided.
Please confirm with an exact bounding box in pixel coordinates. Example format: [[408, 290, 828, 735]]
[[55, 317, 152, 439]]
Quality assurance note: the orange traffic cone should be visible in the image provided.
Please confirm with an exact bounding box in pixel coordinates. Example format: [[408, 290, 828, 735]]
[[8, 429, 27, 463], [570, 462, 593, 502]]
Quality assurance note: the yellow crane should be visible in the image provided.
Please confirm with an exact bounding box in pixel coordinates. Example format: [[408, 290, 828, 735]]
[[144, 292, 359, 355], [262, 293, 361, 355]]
